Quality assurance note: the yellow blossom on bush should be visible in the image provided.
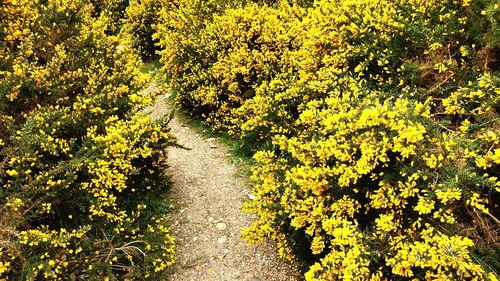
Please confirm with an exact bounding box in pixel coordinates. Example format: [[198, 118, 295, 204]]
[[155, 0, 499, 279], [0, 0, 176, 279]]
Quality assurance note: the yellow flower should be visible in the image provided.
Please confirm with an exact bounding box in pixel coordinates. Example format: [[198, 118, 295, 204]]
[[6, 169, 18, 177]]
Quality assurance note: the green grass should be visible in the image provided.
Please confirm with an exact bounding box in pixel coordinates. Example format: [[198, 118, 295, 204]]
[[140, 58, 163, 74]]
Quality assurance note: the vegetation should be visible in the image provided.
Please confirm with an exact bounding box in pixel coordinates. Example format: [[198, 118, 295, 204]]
[[1, 0, 499, 279], [0, 0, 175, 279], [155, 0, 500, 280], [124, 0, 165, 59]]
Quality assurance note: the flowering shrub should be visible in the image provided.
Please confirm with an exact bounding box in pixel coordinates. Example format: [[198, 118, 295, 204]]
[[124, 0, 166, 58], [0, 0, 175, 279], [90, 0, 129, 29], [154, 0, 240, 88], [159, 2, 306, 137], [156, 0, 499, 279], [244, 74, 499, 280]]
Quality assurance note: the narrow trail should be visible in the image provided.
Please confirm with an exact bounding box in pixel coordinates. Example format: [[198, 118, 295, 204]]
[[148, 85, 301, 281]]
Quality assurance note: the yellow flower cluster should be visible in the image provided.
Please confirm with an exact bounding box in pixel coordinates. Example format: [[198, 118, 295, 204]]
[[443, 73, 500, 117], [124, 0, 168, 58], [155, 0, 499, 279], [156, 1, 305, 136], [0, 0, 175, 279], [89, 0, 129, 31], [154, 0, 240, 113], [386, 228, 483, 279]]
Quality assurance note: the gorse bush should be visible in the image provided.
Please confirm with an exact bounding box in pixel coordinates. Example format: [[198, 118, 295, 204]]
[[124, 0, 166, 59], [154, 0, 240, 83], [160, 2, 305, 136], [155, 0, 500, 279], [0, 0, 175, 279], [90, 0, 130, 30]]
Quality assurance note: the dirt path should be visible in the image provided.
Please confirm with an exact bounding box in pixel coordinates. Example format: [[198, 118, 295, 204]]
[[148, 86, 301, 281]]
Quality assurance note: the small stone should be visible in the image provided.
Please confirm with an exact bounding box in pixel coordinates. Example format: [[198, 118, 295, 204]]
[[248, 277, 261, 281], [209, 143, 217, 149], [208, 217, 214, 223], [192, 237, 198, 242], [216, 222, 227, 231], [218, 249, 229, 259], [247, 193, 256, 200], [207, 137, 216, 142], [218, 236, 227, 244]]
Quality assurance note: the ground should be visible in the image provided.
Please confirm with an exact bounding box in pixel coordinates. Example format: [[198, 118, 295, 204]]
[[147, 83, 301, 281]]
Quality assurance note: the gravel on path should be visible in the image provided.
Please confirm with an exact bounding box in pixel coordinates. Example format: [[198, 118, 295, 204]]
[[148, 88, 301, 281]]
